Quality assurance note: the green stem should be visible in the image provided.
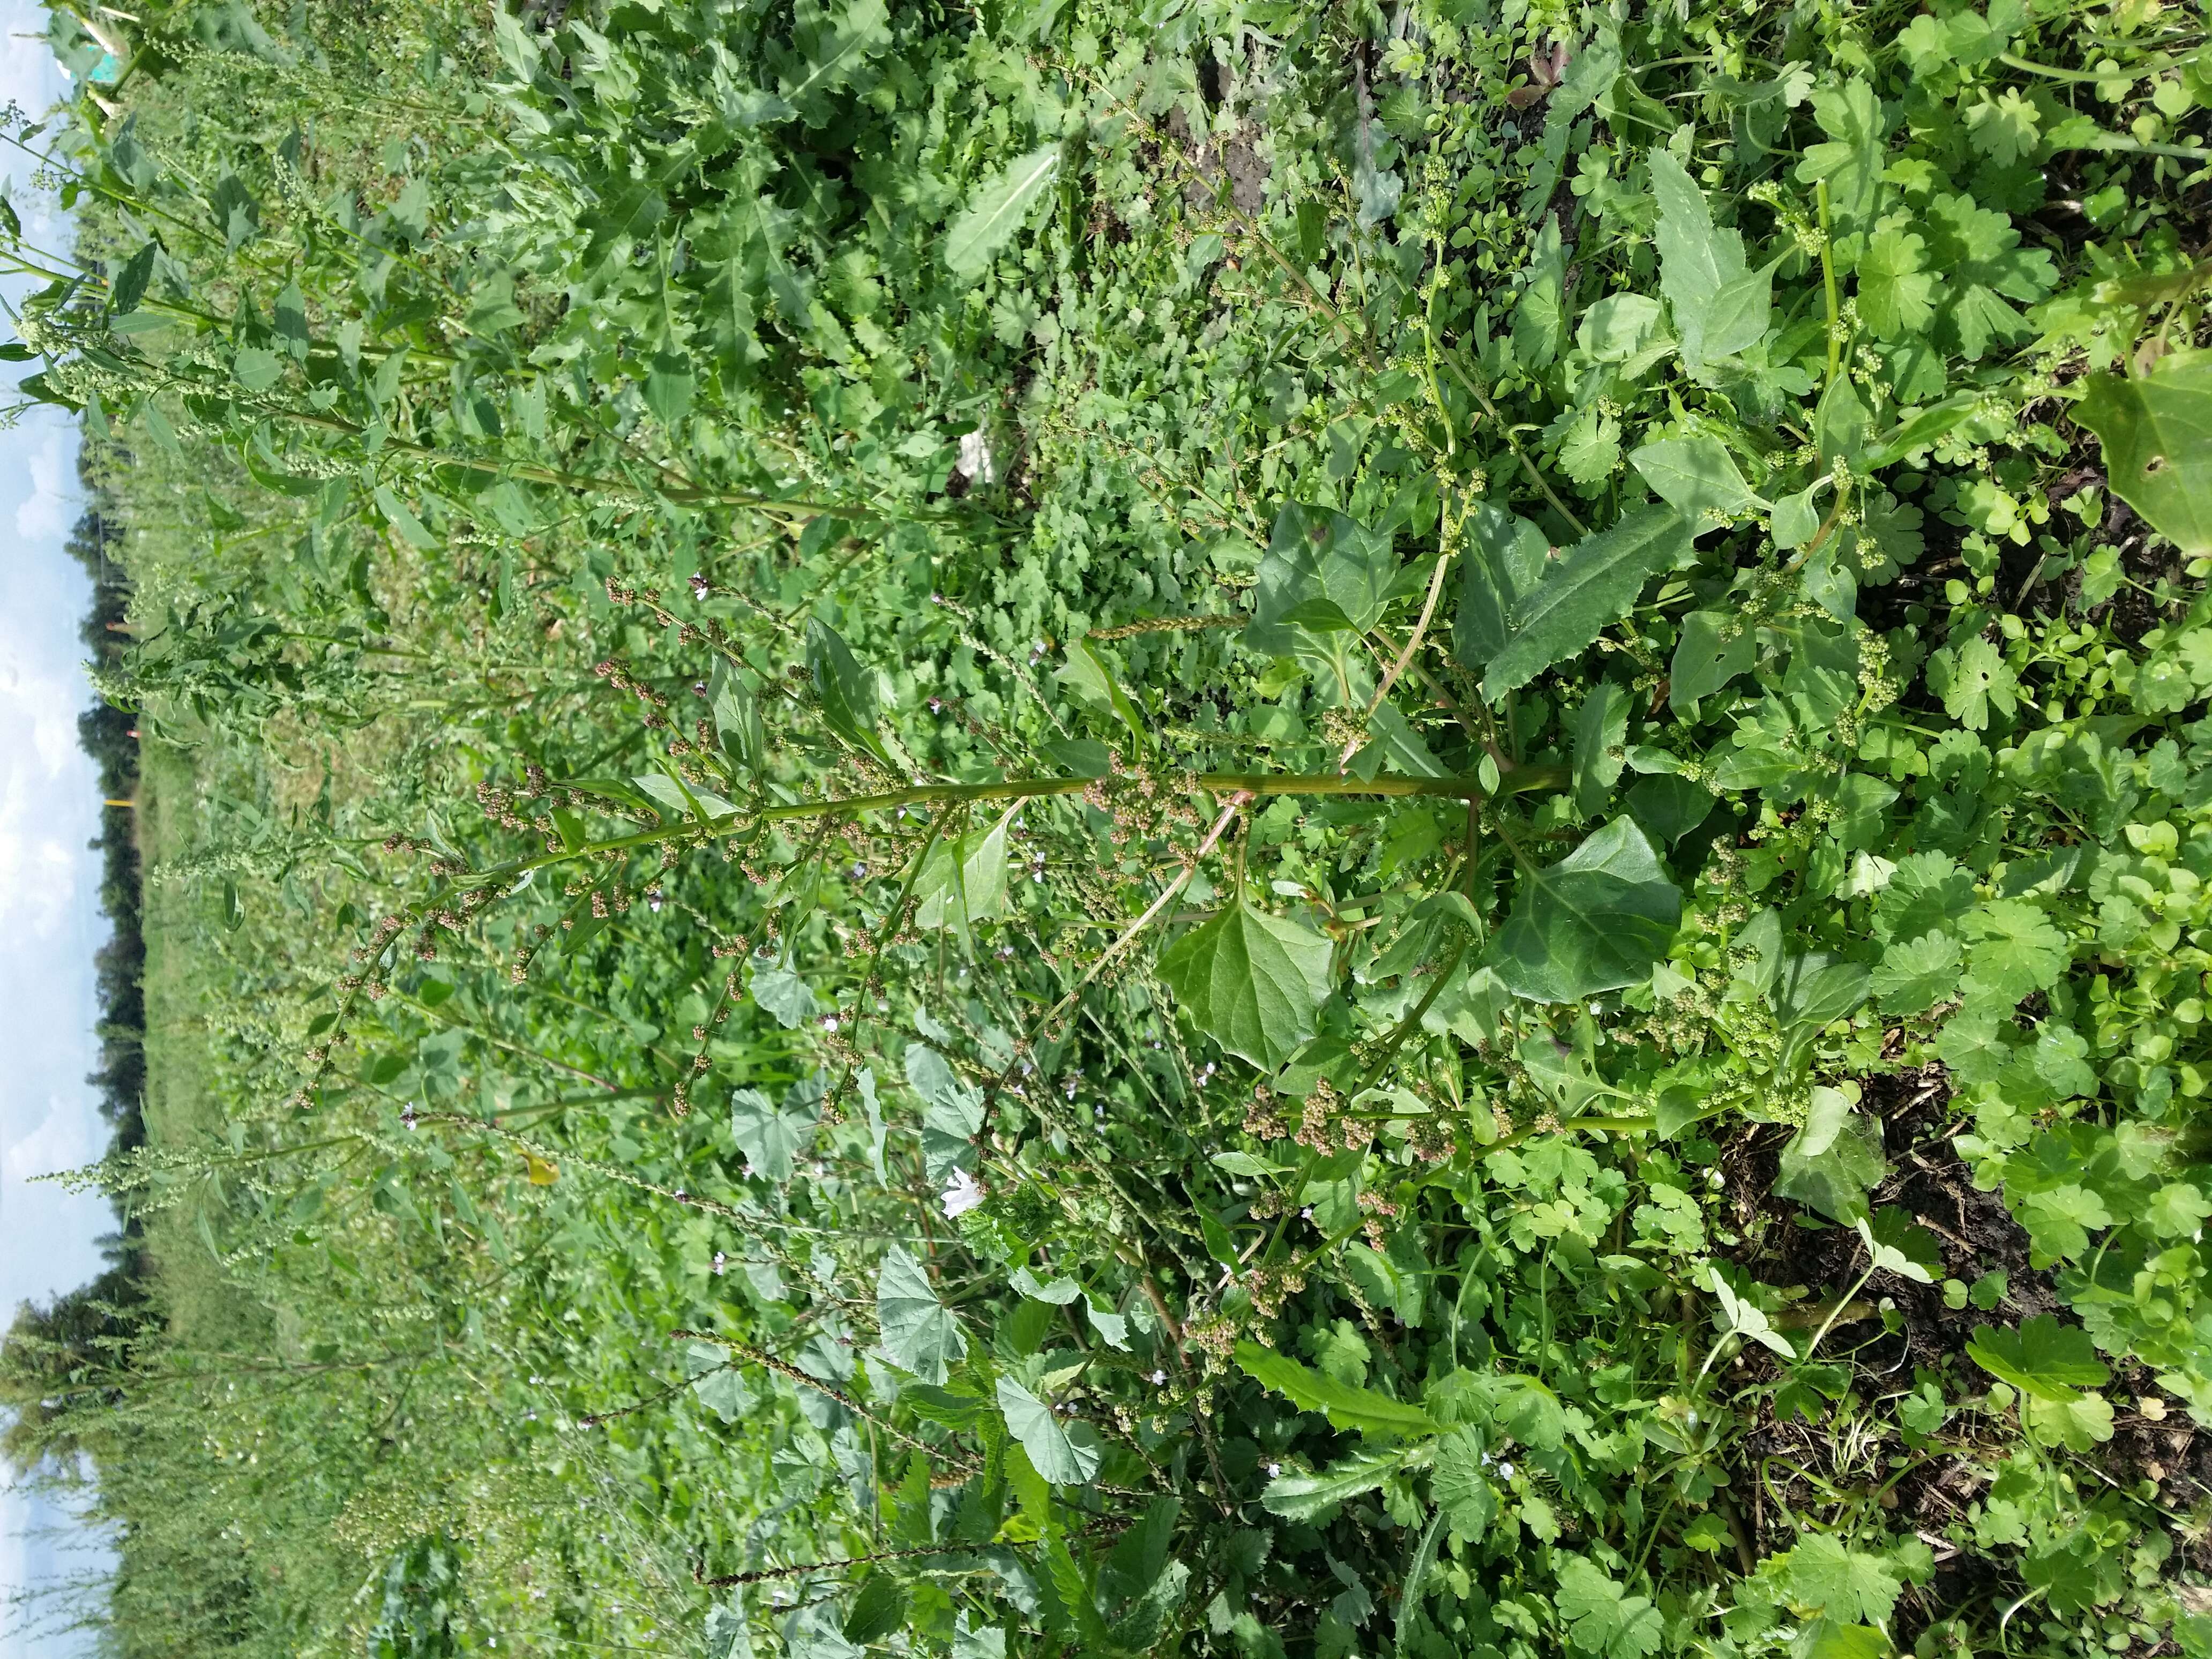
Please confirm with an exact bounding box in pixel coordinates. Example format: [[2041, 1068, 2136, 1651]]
[[1816, 180, 1841, 391]]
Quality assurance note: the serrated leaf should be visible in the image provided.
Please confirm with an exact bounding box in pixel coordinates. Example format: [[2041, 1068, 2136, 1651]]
[[1233, 1341, 1438, 1438], [2075, 350, 2212, 555], [877, 1245, 966, 1382], [1259, 1446, 1410, 1519], [730, 1086, 814, 1181], [1482, 818, 1683, 1003], [1430, 1428, 1498, 1540], [995, 1377, 1102, 1486], [1770, 1536, 1904, 1624], [946, 145, 1061, 278], [1159, 901, 1336, 1068], [1556, 1557, 1664, 1659], [750, 966, 821, 1029], [1477, 507, 1690, 698]]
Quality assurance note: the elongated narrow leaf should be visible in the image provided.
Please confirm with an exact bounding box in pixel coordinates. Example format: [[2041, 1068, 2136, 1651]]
[[876, 1245, 966, 1383], [1483, 817, 1683, 1003], [1478, 507, 1689, 698], [946, 145, 1061, 277], [1234, 1341, 1439, 1438], [1159, 902, 1336, 1068], [1260, 1447, 1412, 1519]]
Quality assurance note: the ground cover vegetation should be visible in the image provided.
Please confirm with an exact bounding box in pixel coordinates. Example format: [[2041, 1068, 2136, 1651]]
[[4, 0, 2212, 1654]]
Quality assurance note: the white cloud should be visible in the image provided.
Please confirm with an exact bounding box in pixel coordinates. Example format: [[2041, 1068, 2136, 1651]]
[[12, 427, 72, 543], [3, 1092, 103, 1183], [0, 615, 92, 938]]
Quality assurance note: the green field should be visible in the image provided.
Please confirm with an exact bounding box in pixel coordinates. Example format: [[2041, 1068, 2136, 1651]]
[[6, 0, 2212, 1655]]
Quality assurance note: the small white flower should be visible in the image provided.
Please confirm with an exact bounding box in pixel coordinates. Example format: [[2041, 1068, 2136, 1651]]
[[1150, 1369, 1167, 1386], [940, 1168, 986, 1218], [1499, 1461, 1515, 1479], [1267, 1462, 1282, 1478]]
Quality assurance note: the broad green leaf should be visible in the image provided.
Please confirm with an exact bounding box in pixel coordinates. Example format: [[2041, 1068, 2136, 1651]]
[[1233, 1341, 1439, 1438], [632, 771, 737, 822], [1864, 1209, 1943, 1284], [995, 1377, 1102, 1486], [876, 1245, 966, 1383], [1650, 150, 1771, 375], [685, 1343, 754, 1423], [1966, 1314, 2110, 1402], [2075, 351, 2212, 555], [1669, 610, 1755, 715], [1247, 504, 1399, 657], [842, 1574, 908, 1645], [750, 965, 820, 1029], [1159, 901, 1336, 1068], [1453, 502, 1551, 667], [1482, 818, 1683, 1003], [644, 349, 695, 424], [1556, 1557, 1664, 1659], [945, 144, 1061, 277], [1630, 437, 1767, 531], [1259, 1447, 1410, 1519], [912, 803, 1016, 931], [1857, 228, 1935, 338], [1775, 1109, 1886, 1222], [1058, 636, 1149, 755], [1769, 1536, 1903, 1624], [805, 619, 884, 752], [1429, 1427, 1497, 1541], [233, 345, 283, 391], [1795, 79, 1886, 235], [1573, 681, 1629, 819], [2021, 1390, 2116, 1452], [1478, 507, 1689, 698], [110, 241, 156, 316], [729, 1086, 814, 1180]]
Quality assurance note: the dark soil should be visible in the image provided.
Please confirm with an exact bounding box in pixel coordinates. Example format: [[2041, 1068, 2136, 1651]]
[[1706, 1065, 2208, 1638]]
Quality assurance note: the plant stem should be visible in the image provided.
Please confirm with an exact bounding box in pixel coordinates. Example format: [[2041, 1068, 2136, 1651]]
[[1817, 180, 1841, 391]]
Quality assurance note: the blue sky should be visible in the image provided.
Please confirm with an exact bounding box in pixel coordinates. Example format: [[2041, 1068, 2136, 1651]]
[[1, 6, 121, 1654]]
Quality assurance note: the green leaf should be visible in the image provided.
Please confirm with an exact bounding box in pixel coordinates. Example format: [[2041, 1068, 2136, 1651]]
[[1555, 1557, 1664, 1659], [709, 662, 765, 774], [1259, 1447, 1410, 1519], [945, 144, 1062, 278], [1669, 610, 1755, 715], [1453, 502, 1551, 667], [1650, 151, 1771, 375], [110, 241, 157, 316], [1966, 1314, 2110, 1402], [876, 1245, 966, 1384], [632, 771, 737, 822], [1870, 930, 1961, 1013], [995, 1377, 1102, 1486], [233, 346, 283, 391], [2021, 1391, 2115, 1452], [1429, 1427, 1497, 1541], [912, 803, 1015, 932], [1058, 636, 1149, 756], [2016, 1184, 2113, 1265], [1629, 437, 1767, 532], [1857, 228, 1936, 338], [643, 349, 695, 424], [1478, 507, 1690, 698], [1394, 1509, 1446, 1659], [2074, 350, 2212, 555], [729, 1086, 814, 1181], [1159, 901, 1336, 1068], [1573, 681, 1629, 819], [685, 1344, 754, 1423], [1709, 1274, 1796, 1359], [1482, 818, 1683, 1003], [1233, 1341, 1439, 1438], [842, 1573, 908, 1645], [805, 619, 885, 754], [1795, 80, 1886, 236], [1776, 1108, 1885, 1222], [1247, 504, 1398, 657], [750, 965, 821, 1029], [1770, 1536, 1903, 1625]]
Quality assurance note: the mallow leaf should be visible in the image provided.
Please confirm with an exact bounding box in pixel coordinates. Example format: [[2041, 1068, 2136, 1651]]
[[1477, 507, 1690, 698], [1159, 901, 1336, 1068], [1482, 818, 1683, 1003], [995, 1377, 1103, 1486], [875, 1245, 966, 1382]]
